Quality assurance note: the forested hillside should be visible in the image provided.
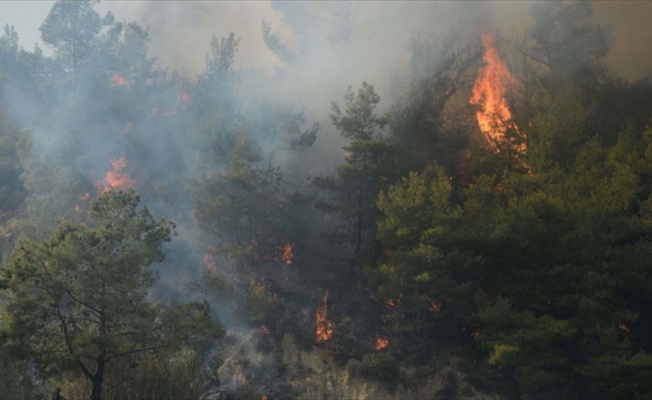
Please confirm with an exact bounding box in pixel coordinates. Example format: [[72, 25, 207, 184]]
[[1, 1, 652, 399]]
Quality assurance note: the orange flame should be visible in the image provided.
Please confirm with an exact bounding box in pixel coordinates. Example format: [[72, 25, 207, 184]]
[[470, 33, 524, 153], [281, 243, 294, 265], [386, 293, 403, 308], [315, 289, 333, 343], [618, 322, 631, 333], [375, 334, 389, 351], [99, 156, 135, 192]]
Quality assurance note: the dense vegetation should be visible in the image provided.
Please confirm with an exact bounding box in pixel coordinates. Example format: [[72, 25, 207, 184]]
[[1, 1, 652, 399]]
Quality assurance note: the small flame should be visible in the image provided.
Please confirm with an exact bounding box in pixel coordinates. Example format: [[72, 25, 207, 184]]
[[260, 325, 270, 335], [176, 80, 192, 109], [178, 90, 192, 108], [618, 322, 631, 333], [111, 74, 126, 87], [281, 243, 294, 265], [424, 296, 441, 312], [203, 252, 217, 270], [261, 395, 268, 400], [375, 334, 389, 351], [79, 192, 90, 202], [315, 289, 333, 343], [386, 293, 403, 308], [148, 107, 177, 118], [99, 155, 135, 192], [470, 33, 525, 153], [462, 325, 480, 337]]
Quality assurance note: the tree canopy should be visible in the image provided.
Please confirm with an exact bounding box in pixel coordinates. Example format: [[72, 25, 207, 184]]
[[0, 190, 219, 400]]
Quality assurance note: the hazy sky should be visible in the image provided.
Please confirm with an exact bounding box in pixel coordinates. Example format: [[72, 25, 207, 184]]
[[0, 1, 55, 50], [0, 1, 651, 80]]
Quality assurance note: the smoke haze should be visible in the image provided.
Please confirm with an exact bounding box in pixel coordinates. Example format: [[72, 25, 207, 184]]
[[2, 2, 652, 399]]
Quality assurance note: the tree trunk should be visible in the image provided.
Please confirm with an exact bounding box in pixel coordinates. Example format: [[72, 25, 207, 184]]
[[90, 358, 105, 400]]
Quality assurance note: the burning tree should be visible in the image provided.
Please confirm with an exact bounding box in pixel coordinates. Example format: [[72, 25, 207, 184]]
[[470, 33, 526, 154], [99, 155, 135, 193]]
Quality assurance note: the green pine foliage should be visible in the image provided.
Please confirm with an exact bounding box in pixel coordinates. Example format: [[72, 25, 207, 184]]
[[0, 190, 220, 400]]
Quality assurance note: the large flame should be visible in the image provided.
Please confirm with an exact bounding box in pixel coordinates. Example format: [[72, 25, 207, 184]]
[[99, 155, 135, 192], [470, 33, 524, 152], [315, 289, 333, 343]]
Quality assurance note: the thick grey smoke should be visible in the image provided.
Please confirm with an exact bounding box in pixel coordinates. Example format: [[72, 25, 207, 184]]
[[593, 1, 652, 80], [98, 1, 291, 73]]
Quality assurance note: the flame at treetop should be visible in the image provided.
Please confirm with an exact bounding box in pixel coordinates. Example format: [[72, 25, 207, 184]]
[[470, 33, 525, 153], [99, 155, 135, 192], [315, 289, 333, 343]]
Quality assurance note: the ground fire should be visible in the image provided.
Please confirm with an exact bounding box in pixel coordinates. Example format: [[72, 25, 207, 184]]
[[470, 32, 525, 153], [99, 155, 135, 192], [315, 289, 333, 343]]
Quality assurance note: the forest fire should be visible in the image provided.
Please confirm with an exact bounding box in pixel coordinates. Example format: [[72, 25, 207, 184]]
[[470, 33, 525, 153], [315, 289, 333, 343], [99, 156, 135, 192], [281, 243, 294, 265], [375, 334, 389, 351]]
